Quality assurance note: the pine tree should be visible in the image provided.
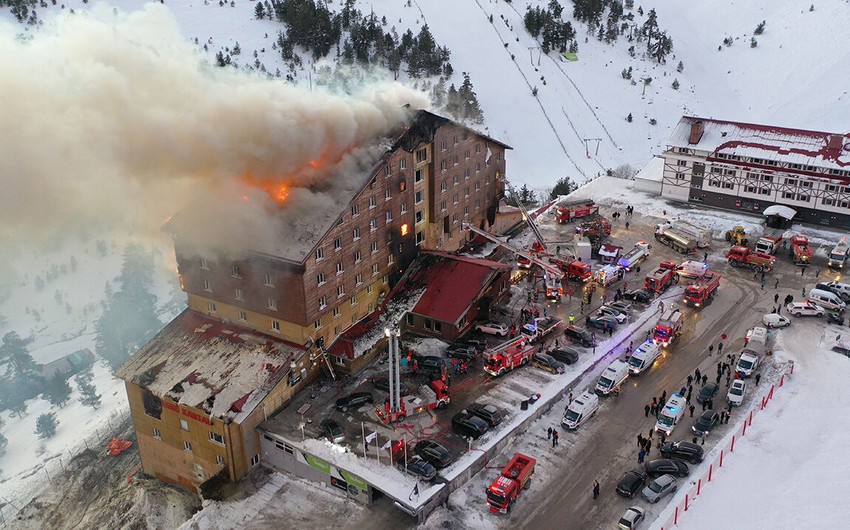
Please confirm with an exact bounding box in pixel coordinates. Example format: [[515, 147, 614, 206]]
[[35, 412, 58, 439], [77, 371, 102, 410], [671, 79, 680, 90], [754, 20, 766, 35], [254, 2, 265, 19], [549, 177, 578, 200], [458, 73, 484, 124], [677, 60, 684, 72], [626, 113, 633, 122], [0, 332, 40, 381], [0, 417, 7, 457], [43, 373, 72, 408]]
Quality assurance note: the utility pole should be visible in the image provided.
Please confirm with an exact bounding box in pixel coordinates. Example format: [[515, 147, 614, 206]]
[[582, 138, 602, 158], [527, 46, 541, 66]]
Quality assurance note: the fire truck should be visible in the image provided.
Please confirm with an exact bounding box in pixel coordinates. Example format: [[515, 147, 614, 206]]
[[754, 235, 783, 255], [683, 272, 721, 308], [555, 200, 599, 223], [576, 215, 612, 236], [483, 337, 536, 377], [549, 257, 593, 282], [617, 241, 651, 271], [726, 246, 776, 272], [828, 237, 850, 269], [644, 261, 679, 294], [790, 234, 813, 265], [653, 308, 683, 347], [486, 453, 536, 513], [376, 380, 450, 423]]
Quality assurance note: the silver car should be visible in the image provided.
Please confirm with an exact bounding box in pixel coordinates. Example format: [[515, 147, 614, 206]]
[[641, 474, 678, 503], [618, 506, 646, 530]]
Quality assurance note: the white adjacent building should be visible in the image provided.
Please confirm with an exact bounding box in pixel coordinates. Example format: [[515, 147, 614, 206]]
[[660, 116, 850, 228]]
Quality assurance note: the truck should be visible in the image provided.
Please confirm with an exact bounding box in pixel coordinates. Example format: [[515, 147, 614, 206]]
[[644, 261, 679, 294], [543, 272, 564, 301], [654, 227, 698, 255], [755, 235, 783, 255], [521, 317, 562, 342], [555, 200, 599, 223], [790, 234, 813, 265], [549, 257, 593, 282], [576, 215, 612, 237], [483, 338, 536, 376], [653, 308, 683, 347], [828, 237, 850, 269], [726, 246, 776, 272], [655, 220, 712, 248], [683, 272, 721, 308], [377, 380, 450, 423], [486, 453, 536, 513], [617, 241, 651, 271], [595, 264, 625, 286]]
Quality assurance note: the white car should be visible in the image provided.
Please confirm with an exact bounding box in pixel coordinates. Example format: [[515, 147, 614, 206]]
[[618, 506, 646, 530], [727, 379, 746, 406], [597, 306, 628, 323], [762, 314, 791, 328], [474, 321, 509, 336], [787, 302, 825, 317]]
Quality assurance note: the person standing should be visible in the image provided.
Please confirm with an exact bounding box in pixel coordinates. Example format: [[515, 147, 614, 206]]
[[593, 480, 600, 500], [718, 342, 724, 355], [661, 390, 667, 404], [774, 293, 780, 304], [704, 251, 708, 263], [637, 434, 643, 448], [702, 374, 708, 386], [554, 430, 560, 446], [689, 404, 695, 417], [568, 392, 574, 404], [548, 427, 553, 440], [638, 449, 645, 464], [755, 373, 762, 386], [650, 402, 657, 417], [645, 404, 651, 417], [709, 344, 714, 356], [775, 278, 780, 289], [761, 278, 766, 290], [801, 266, 807, 276]]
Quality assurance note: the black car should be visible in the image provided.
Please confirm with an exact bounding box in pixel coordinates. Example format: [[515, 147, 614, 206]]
[[660, 441, 705, 464], [446, 346, 478, 361], [397, 455, 437, 481], [616, 469, 648, 498], [563, 326, 596, 347], [466, 402, 503, 427], [416, 355, 446, 373], [587, 315, 618, 331], [692, 410, 720, 436], [456, 338, 486, 350], [549, 348, 580, 365], [451, 411, 489, 439], [413, 440, 453, 468], [335, 392, 373, 412], [696, 382, 719, 404], [532, 353, 566, 374], [623, 289, 654, 304], [319, 419, 345, 444], [644, 458, 690, 478], [372, 377, 410, 396]]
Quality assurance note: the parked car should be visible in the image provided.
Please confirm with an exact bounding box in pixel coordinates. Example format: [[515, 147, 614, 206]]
[[624, 289, 654, 304], [451, 411, 489, 439], [466, 402, 503, 427], [397, 455, 437, 481], [532, 353, 566, 374], [692, 410, 720, 436], [644, 458, 689, 478], [696, 382, 719, 404], [335, 392, 373, 412], [474, 321, 509, 336], [415, 355, 446, 373], [587, 315, 619, 330], [563, 326, 597, 347], [787, 301, 825, 317], [320, 419, 345, 444], [815, 282, 846, 300], [549, 348, 580, 365], [413, 440, 453, 469], [727, 379, 746, 406], [597, 306, 628, 323], [372, 377, 410, 396], [608, 300, 633, 315], [641, 474, 678, 503], [446, 346, 478, 361], [616, 469, 648, 498], [762, 313, 791, 329], [660, 441, 705, 464], [618, 506, 646, 530]]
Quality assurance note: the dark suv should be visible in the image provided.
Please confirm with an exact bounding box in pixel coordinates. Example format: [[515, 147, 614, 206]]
[[624, 289, 654, 304], [549, 348, 580, 365], [466, 402, 503, 427], [335, 392, 373, 412], [414, 440, 453, 468], [415, 355, 446, 374], [451, 411, 489, 439], [446, 346, 478, 361], [563, 326, 596, 347], [660, 441, 705, 464]]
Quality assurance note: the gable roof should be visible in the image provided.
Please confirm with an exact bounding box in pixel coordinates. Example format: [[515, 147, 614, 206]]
[[115, 310, 306, 423]]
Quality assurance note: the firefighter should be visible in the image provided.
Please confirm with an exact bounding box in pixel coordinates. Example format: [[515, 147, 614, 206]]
[[569, 313, 575, 325]]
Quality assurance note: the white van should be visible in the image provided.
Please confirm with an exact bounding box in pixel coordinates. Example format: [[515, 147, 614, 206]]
[[654, 394, 687, 436], [562, 390, 600, 429], [808, 288, 846, 312], [826, 282, 850, 300], [595, 359, 630, 396], [735, 351, 760, 378], [745, 326, 770, 347], [677, 260, 709, 279], [628, 341, 662, 374]]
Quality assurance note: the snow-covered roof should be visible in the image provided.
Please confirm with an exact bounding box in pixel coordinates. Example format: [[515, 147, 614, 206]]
[[668, 117, 850, 172], [763, 205, 797, 220], [634, 156, 665, 182], [114, 310, 305, 423]]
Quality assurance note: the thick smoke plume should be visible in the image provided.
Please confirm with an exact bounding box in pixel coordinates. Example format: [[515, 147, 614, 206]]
[[0, 4, 429, 252]]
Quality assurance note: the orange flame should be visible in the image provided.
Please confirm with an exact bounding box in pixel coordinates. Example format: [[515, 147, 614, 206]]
[[241, 174, 290, 204]]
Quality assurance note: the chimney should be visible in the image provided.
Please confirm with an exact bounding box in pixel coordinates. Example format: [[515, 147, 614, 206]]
[[688, 120, 705, 145], [827, 134, 844, 155]]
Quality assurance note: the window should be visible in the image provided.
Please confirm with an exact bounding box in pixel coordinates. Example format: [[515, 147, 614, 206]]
[[180, 419, 189, 431], [371, 241, 379, 253], [441, 139, 448, 151], [356, 273, 363, 285], [827, 185, 837, 192], [475, 182, 480, 191], [337, 217, 344, 227], [250, 454, 260, 467], [464, 206, 469, 217], [452, 213, 459, 224], [434, 322, 442, 332], [415, 210, 424, 224], [464, 168, 470, 180], [334, 325, 342, 335], [268, 297, 277, 310], [336, 262, 344, 274], [216, 455, 225, 466], [316, 248, 325, 261], [416, 147, 427, 163], [414, 169, 423, 183], [724, 169, 736, 176], [234, 288, 244, 301], [337, 285, 345, 297], [464, 187, 470, 197], [184, 441, 192, 452], [369, 177, 376, 189], [153, 427, 161, 439], [334, 237, 342, 251], [415, 190, 423, 204], [786, 178, 798, 186], [272, 320, 280, 331], [675, 172, 685, 180], [386, 211, 393, 223], [453, 155, 459, 165], [351, 313, 359, 324], [400, 159, 407, 170], [315, 318, 323, 329], [782, 191, 795, 199], [678, 147, 689, 154], [264, 273, 274, 286], [203, 280, 212, 292], [797, 194, 810, 202], [440, 160, 448, 171], [239, 310, 248, 321], [351, 204, 360, 217], [453, 193, 459, 205], [465, 149, 470, 160], [334, 354, 345, 366], [760, 188, 771, 195], [317, 272, 326, 285], [370, 218, 378, 231], [677, 160, 688, 166], [367, 284, 374, 294], [745, 186, 757, 193], [385, 189, 392, 201], [354, 251, 362, 263], [416, 231, 424, 245], [485, 175, 491, 185], [319, 296, 327, 310], [209, 432, 225, 446], [747, 172, 758, 179], [387, 254, 394, 265], [801, 181, 812, 188], [723, 182, 734, 190], [762, 175, 772, 182], [401, 202, 408, 214], [208, 301, 217, 313], [231, 264, 242, 278], [333, 307, 340, 317], [440, 200, 447, 211], [350, 295, 358, 306], [453, 175, 459, 185], [424, 319, 432, 330], [711, 167, 722, 174], [353, 228, 361, 240], [475, 162, 481, 173], [824, 198, 835, 206], [200, 257, 209, 270], [384, 164, 391, 177], [406, 313, 413, 325], [372, 263, 380, 275], [369, 196, 377, 209]]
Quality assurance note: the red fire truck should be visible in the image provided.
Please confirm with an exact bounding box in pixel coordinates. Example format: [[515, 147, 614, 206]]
[[376, 380, 450, 423], [549, 257, 593, 282], [790, 234, 813, 265], [653, 309, 683, 347], [726, 246, 776, 272], [644, 261, 679, 293], [486, 453, 536, 513], [555, 200, 599, 223], [483, 338, 535, 377], [683, 272, 721, 308]]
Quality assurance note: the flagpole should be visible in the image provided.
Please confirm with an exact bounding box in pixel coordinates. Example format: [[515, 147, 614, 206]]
[[361, 422, 366, 459], [375, 437, 380, 464], [404, 435, 407, 470]]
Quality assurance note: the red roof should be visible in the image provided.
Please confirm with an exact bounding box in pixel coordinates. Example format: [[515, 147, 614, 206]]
[[410, 252, 510, 324]]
